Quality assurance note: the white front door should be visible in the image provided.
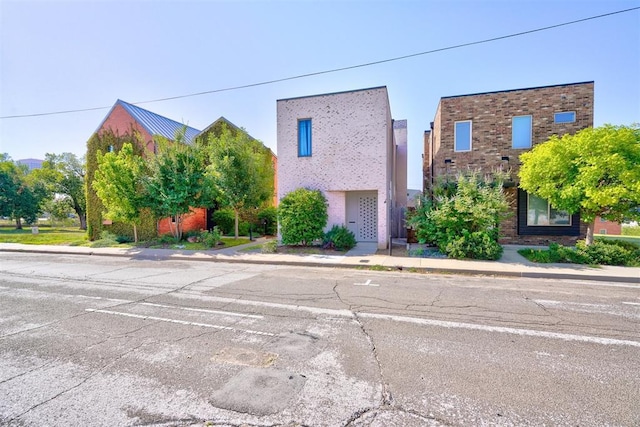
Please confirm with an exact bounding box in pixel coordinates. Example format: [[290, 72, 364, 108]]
[[346, 192, 378, 242]]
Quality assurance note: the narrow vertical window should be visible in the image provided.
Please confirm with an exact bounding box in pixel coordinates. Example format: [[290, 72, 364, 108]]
[[298, 119, 312, 157], [454, 120, 471, 152], [512, 115, 532, 149]]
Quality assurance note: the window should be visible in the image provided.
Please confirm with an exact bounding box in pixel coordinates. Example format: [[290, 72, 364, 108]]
[[554, 111, 575, 123], [298, 119, 312, 157], [527, 194, 571, 226], [512, 115, 532, 149], [454, 120, 472, 152], [107, 145, 114, 152]]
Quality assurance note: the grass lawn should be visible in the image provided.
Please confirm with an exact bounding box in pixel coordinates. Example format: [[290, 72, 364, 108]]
[[0, 227, 88, 246]]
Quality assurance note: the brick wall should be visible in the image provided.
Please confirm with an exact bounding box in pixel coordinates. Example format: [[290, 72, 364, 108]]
[[158, 208, 207, 236], [595, 217, 622, 235]]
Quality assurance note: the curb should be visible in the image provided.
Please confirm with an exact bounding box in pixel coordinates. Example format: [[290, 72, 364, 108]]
[[2, 246, 638, 284]]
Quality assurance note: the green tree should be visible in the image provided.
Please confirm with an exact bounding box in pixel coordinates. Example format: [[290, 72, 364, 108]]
[[32, 153, 87, 230], [92, 143, 147, 242], [203, 124, 275, 238], [0, 154, 47, 229], [519, 124, 640, 245], [144, 132, 212, 241], [278, 188, 328, 246]]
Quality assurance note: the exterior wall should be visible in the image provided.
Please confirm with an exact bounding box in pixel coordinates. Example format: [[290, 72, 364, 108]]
[[99, 104, 155, 154], [595, 217, 622, 235], [157, 208, 207, 236], [277, 87, 393, 248], [427, 82, 594, 245], [393, 120, 408, 209]]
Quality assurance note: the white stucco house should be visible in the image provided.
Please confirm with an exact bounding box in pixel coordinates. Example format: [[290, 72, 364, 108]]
[[277, 86, 407, 249]]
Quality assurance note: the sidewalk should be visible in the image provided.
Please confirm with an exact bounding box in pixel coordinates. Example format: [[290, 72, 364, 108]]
[[1, 240, 638, 284]]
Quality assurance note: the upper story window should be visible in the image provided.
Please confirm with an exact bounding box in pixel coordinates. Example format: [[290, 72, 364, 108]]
[[298, 119, 312, 157], [554, 111, 576, 123], [527, 194, 571, 226], [512, 115, 532, 149], [454, 120, 472, 152]]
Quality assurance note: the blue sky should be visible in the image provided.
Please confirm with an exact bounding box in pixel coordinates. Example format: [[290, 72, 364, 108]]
[[1, 0, 639, 190]]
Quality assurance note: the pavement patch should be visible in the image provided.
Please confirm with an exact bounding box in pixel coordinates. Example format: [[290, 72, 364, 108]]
[[209, 368, 306, 416], [211, 347, 277, 367]]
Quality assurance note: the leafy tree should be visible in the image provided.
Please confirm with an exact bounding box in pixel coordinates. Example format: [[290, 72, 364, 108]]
[[92, 143, 147, 242], [203, 124, 275, 239], [407, 171, 511, 260], [0, 154, 47, 229], [31, 153, 87, 230], [519, 124, 640, 245], [144, 132, 212, 241], [278, 188, 328, 246]]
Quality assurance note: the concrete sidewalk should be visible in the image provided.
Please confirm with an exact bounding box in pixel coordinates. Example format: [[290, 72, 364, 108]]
[[1, 240, 638, 284]]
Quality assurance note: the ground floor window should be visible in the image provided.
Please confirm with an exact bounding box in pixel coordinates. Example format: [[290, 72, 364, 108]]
[[527, 194, 571, 226], [517, 189, 580, 236]]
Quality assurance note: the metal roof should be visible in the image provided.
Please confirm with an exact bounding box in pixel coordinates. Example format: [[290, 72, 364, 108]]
[[116, 100, 201, 143]]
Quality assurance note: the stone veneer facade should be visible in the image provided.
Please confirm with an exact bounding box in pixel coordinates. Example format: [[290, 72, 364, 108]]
[[277, 86, 405, 249], [424, 81, 594, 245]]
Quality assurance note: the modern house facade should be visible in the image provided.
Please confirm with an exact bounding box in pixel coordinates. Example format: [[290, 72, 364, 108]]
[[423, 81, 595, 245], [277, 86, 407, 249]]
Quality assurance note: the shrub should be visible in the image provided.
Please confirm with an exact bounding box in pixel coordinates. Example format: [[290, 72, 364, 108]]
[[90, 231, 119, 248], [201, 227, 221, 248], [257, 207, 278, 235], [261, 240, 278, 253], [409, 172, 510, 259], [323, 225, 357, 251], [212, 209, 235, 235], [519, 239, 639, 267], [115, 235, 133, 244], [444, 231, 503, 260], [278, 188, 328, 246], [157, 233, 176, 244], [622, 225, 640, 236], [238, 221, 250, 237]]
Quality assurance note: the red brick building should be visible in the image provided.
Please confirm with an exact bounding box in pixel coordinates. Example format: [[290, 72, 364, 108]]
[[87, 100, 276, 240], [424, 82, 595, 245]]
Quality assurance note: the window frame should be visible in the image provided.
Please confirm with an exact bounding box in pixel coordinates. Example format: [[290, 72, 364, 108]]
[[512, 115, 532, 149], [554, 111, 576, 124], [298, 118, 312, 157], [454, 120, 472, 152]]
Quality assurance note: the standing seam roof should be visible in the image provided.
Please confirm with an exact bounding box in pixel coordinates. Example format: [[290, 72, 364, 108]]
[[117, 100, 201, 143]]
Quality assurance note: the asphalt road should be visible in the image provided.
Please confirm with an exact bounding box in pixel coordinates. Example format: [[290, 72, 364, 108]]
[[1, 252, 639, 426]]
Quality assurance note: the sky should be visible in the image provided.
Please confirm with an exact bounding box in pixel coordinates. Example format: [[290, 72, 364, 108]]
[[1, 0, 639, 191]]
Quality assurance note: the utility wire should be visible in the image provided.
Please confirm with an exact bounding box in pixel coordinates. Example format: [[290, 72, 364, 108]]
[[2, 6, 638, 120]]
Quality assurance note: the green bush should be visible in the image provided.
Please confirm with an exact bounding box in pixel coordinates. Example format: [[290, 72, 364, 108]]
[[115, 235, 133, 244], [157, 233, 176, 244], [622, 225, 640, 236], [408, 172, 510, 259], [258, 207, 278, 235], [278, 188, 328, 246], [261, 240, 278, 253], [323, 225, 356, 251], [444, 231, 503, 260], [238, 221, 250, 237], [212, 209, 235, 235], [519, 239, 639, 266], [201, 227, 221, 248], [90, 231, 119, 248]]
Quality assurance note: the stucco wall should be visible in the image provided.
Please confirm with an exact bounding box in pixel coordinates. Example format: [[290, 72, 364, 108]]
[[277, 87, 392, 248]]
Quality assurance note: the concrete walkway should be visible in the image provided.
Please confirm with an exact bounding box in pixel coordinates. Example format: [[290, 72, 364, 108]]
[[1, 240, 638, 284]]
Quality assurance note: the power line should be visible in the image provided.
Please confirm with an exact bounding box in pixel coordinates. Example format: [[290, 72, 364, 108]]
[[2, 6, 638, 120]]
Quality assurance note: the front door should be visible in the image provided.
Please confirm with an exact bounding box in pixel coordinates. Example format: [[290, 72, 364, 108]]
[[346, 192, 378, 242]]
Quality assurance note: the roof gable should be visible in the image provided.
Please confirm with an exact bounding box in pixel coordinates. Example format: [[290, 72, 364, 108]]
[[112, 100, 201, 143]]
